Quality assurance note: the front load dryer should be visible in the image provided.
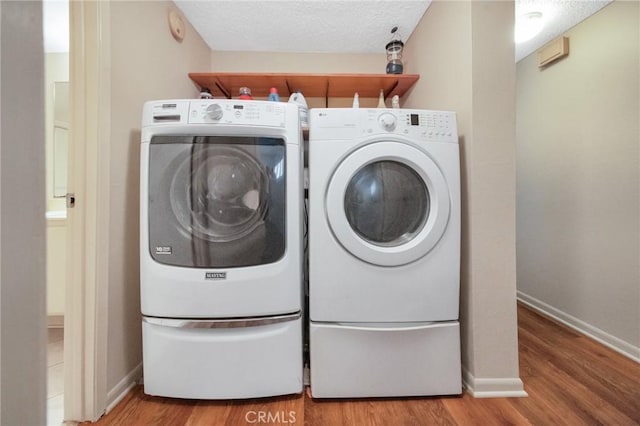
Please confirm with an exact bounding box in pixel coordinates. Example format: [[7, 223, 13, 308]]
[[140, 99, 303, 399], [308, 108, 462, 398]]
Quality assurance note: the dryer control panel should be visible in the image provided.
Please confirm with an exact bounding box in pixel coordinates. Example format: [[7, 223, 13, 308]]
[[362, 109, 457, 143], [310, 108, 458, 143]]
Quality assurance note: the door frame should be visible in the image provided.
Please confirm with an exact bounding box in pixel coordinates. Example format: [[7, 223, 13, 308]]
[[65, 0, 110, 421]]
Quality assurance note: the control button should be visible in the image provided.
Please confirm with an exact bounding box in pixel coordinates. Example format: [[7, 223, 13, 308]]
[[378, 113, 397, 131], [205, 104, 223, 121]]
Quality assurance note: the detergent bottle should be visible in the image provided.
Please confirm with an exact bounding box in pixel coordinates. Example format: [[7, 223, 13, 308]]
[[268, 87, 280, 102]]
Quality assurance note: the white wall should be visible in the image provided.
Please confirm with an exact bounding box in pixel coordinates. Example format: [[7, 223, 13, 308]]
[[404, 1, 524, 396], [106, 0, 211, 401], [47, 220, 66, 318], [0, 1, 47, 424], [45, 52, 69, 212], [516, 1, 640, 360], [45, 53, 69, 319]]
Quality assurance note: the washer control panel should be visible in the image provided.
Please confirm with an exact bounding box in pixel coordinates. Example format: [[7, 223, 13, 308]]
[[205, 103, 223, 121], [188, 100, 286, 127], [147, 101, 191, 124]]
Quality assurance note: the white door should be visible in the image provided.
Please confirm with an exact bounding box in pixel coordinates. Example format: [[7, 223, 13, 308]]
[[326, 140, 451, 266]]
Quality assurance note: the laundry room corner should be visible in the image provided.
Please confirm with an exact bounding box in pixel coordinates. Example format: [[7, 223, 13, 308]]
[[101, 0, 212, 415], [403, 0, 525, 397]]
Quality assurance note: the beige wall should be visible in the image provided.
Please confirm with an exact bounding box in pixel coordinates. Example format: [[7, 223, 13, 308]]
[[402, 1, 472, 119], [404, 1, 523, 394], [210, 51, 386, 107], [211, 51, 384, 74], [0, 1, 47, 424], [107, 0, 211, 395], [516, 1, 640, 357]]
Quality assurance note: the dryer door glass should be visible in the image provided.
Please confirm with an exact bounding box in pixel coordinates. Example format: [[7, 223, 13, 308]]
[[344, 161, 429, 246], [148, 136, 286, 268], [325, 140, 451, 267]]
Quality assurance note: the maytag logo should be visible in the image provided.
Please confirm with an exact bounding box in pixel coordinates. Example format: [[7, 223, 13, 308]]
[[205, 272, 226, 280]]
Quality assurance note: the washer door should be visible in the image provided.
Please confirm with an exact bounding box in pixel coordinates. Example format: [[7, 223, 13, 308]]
[[148, 135, 286, 268], [326, 140, 450, 266]]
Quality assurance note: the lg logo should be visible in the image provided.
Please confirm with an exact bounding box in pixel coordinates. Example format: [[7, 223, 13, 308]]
[[244, 410, 296, 424]]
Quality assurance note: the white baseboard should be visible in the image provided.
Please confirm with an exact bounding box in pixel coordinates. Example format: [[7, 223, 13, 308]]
[[462, 367, 527, 398], [47, 314, 64, 328], [518, 291, 640, 363], [106, 363, 143, 414]]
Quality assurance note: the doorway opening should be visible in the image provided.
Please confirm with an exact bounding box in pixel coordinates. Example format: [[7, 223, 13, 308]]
[[43, 0, 69, 424]]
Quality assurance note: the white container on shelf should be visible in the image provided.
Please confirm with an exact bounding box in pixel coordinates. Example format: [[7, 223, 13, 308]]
[[288, 91, 309, 129]]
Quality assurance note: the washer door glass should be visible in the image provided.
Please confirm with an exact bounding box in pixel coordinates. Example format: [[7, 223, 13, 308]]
[[148, 135, 286, 268], [326, 140, 450, 267]]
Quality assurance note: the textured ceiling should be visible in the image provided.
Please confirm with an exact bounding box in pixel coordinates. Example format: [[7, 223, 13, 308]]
[[175, 0, 615, 63], [515, 0, 612, 61], [173, 1, 432, 54], [41, 1, 615, 59]]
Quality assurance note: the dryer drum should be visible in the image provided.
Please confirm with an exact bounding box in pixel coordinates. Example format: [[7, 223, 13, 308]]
[[344, 160, 430, 247]]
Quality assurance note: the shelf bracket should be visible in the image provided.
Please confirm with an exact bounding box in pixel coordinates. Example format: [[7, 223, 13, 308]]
[[284, 80, 292, 97], [385, 81, 400, 99], [215, 79, 231, 99], [325, 79, 329, 108]]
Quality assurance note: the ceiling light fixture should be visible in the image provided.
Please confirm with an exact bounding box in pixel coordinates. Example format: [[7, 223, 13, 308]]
[[515, 11, 544, 44]]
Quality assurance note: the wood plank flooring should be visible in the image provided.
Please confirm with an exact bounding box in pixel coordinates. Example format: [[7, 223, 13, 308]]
[[88, 304, 640, 425]]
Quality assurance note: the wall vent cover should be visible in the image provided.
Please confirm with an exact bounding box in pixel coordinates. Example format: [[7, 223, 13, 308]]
[[538, 36, 569, 68]]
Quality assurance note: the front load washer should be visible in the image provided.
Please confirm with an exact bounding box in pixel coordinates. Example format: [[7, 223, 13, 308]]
[[140, 99, 303, 399], [308, 108, 462, 398]]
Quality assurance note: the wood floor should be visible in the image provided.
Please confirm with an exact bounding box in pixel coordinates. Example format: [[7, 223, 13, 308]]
[[89, 304, 640, 425]]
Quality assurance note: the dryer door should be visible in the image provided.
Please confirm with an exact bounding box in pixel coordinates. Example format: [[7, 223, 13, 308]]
[[326, 140, 450, 266], [147, 135, 286, 268]]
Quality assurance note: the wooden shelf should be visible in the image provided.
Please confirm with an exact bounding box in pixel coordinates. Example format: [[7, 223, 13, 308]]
[[188, 72, 419, 100]]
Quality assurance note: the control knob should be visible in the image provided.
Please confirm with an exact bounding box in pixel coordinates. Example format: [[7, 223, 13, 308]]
[[206, 104, 223, 121], [378, 113, 397, 131]]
